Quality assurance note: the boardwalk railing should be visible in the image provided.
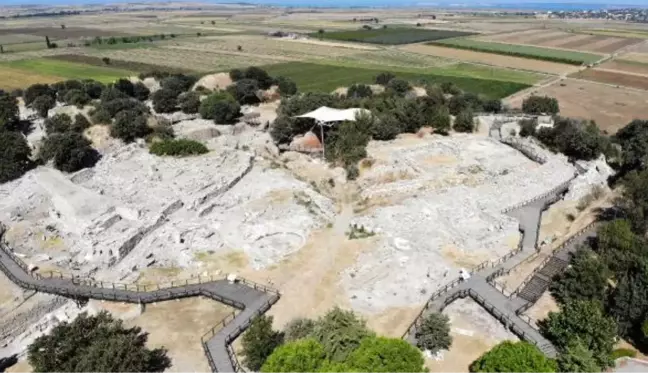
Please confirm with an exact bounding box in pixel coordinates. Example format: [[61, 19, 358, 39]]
[[502, 178, 574, 213], [509, 221, 599, 299], [0, 238, 280, 373]]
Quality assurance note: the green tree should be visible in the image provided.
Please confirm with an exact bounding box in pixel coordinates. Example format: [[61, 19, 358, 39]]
[[374, 72, 395, 86], [470, 341, 557, 372], [111, 110, 150, 143], [199, 92, 240, 124], [519, 118, 538, 137], [616, 171, 648, 235], [283, 317, 316, 342], [609, 260, 648, 339], [346, 336, 425, 372], [371, 114, 400, 141], [114, 78, 135, 97], [160, 74, 197, 96], [241, 315, 284, 371], [24, 83, 55, 106], [539, 300, 617, 367], [243, 67, 274, 90], [99, 86, 128, 103], [424, 84, 446, 106], [0, 92, 19, 129], [261, 338, 326, 372], [441, 81, 462, 95], [415, 312, 452, 353], [522, 95, 559, 115], [149, 139, 208, 156], [44, 113, 73, 134], [227, 79, 261, 105], [614, 119, 648, 170], [0, 131, 32, 183], [270, 115, 296, 145], [82, 80, 104, 99], [311, 306, 373, 362], [152, 88, 178, 113], [133, 82, 150, 101], [229, 68, 244, 81], [557, 340, 601, 372], [429, 106, 451, 134], [386, 79, 411, 96], [550, 247, 610, 305], [31, 95, 55, 119], [454, 110, 475, 133], [63, 89, 91, 108], [73, 114, 91, 132], [27, 311, 170, 372], [276, 76, 297, 97], [178, 91, 200, 114], [347, 84, 373, 99], [39, 132, 99, 173]]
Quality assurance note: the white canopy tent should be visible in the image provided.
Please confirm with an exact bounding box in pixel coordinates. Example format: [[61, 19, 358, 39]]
[[294, 106, 372, 157]]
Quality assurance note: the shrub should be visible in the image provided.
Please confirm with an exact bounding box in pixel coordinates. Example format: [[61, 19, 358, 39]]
[[227, 79, 261, 105], [371, 114, 400, 141], [133, 82, 150, 101], [278, 92, 338, 117], [386, 79, 411, 96], [160, 74, 197, 96], [45, 113, 73, 134], [415, 312, 452, 353], [10, 88, 23, 98], [283, 318, 316, 342], [345, 336, 425, 373], [470, 341, 557, 372], [178, 91, 200, 114], [99, 86, 128, 102], [0, 131, 32, 183], [199, 91, 235, 119], [39, 131, 99, 173], [113, 78, 134, 97], [241, 315, 284, 371], [270, 115, 296, 144], [89, 108, 112, 124], [610, 348, 637, 360], [425, 84, 446, 106], [27, 311, 170, 372], [0, 92, 19, 129], [73, 114, 91, 132], [522, 95, 559, 115], [483, 99, 502, 113], [229, 68, 244, 81], [152, 88, 178, 113], [149, 139, 208, 156], [375, 72, 395, 86], [25, 83, 56, 106], [347, 84, 373, 99], [311, 306, 373, 362], [199, 93, 241, 124], [82, 79, 104, 99], [276, 76, 297, 97], [63, 89, 91, 108], [111, 110, 150, 142], [519, 118, 538, 137], [244, 66, 274, 90], [454, 110, 475, 133], [441, 81, 462, 95], [430, 106, 451, 134], [448, 92, 483, 115], [261, 339, 325, 373]]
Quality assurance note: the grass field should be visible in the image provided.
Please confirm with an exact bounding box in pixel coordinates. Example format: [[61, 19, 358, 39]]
[[312, 28, 475, 45], [262, 61, 529, 98], [0, 66, 61, 90], [431, 38, 603, 65], [46, 54, 196, 74], [3, 59, 135, 84]]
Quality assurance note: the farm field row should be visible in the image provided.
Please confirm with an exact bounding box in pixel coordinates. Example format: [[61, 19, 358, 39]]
[[46, 54, 195, 75], [480, 29, 641, 54], [313, 27, 475, 45], [570, 68, 648, 91], [0, 65, 62, 90], [399, 44, 578, 75], [599, 59, 648, 76], [505, 78, 648, 134], [430, 37, 603, 65], [582, 29, 648, 40], [261, 61, 530, 98], [2, 59, 134, 84]]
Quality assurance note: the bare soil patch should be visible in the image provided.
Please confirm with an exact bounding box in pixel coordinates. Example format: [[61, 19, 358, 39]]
[[583, 37, 642, 54], [544, 34, 598, 49], [600, 60, 648, 76], [622, 52, 648, 63], [506, 78, 648, 133], [572, 68, 648, 90], [400, 44, 575, 75], [279, 37, 380, 51]]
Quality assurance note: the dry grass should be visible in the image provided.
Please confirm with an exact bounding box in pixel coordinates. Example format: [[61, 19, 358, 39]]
[[506, 78, 648, 134], [572, 68, 648, 90], [0, 66, 61, 90]]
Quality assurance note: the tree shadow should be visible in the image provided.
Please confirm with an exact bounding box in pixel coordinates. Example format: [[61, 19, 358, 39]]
[[0, 354, 18, 372], [14, 119, 35, 136]]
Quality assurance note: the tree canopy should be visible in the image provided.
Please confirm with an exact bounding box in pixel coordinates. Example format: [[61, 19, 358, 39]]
[[470, 341, 557, 372], [39, 131, 99, 173], [111, 110, 150, 142], [550, 247, 610, 305], [522, 95, 559, 115], [283, 317, 316, 342], [261, 338, 326, 372], [27, 311, 170, 372], [241, 315, 284, 371], [344, 336, 425, 373], [0, 91, 18, 129], [0, 130, 32, 183], [310, 306, 374, 362], [415, 312, 452, 353]]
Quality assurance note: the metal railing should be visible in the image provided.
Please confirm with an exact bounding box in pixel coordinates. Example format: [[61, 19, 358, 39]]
[[502, 177, 574, 214]]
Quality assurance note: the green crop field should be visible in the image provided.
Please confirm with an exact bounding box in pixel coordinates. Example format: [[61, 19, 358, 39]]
[[262, 61, 529, 99], [3, 59, 135, 84], [311, 28, 475, 45], [431, 38, 602, 65]]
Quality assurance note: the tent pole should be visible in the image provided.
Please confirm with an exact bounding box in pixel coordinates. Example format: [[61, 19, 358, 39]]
[[320, 122, 325, 160]]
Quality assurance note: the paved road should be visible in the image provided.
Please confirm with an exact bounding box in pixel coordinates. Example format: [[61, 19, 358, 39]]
[[0, 242, 279, 372]]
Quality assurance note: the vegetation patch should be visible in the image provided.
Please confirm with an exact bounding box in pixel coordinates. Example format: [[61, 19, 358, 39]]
[[149, 139, 208, 157], [312, 27, 475, 45], [3, 59, 134, 84], [430, 38, 602, 65], [46, 54, 196, 75], [262, 62, 529, 99]]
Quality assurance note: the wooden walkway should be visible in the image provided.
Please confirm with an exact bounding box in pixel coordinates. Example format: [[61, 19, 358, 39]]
[[403, 179, 587, 358], [0, 242, 279, 372]]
